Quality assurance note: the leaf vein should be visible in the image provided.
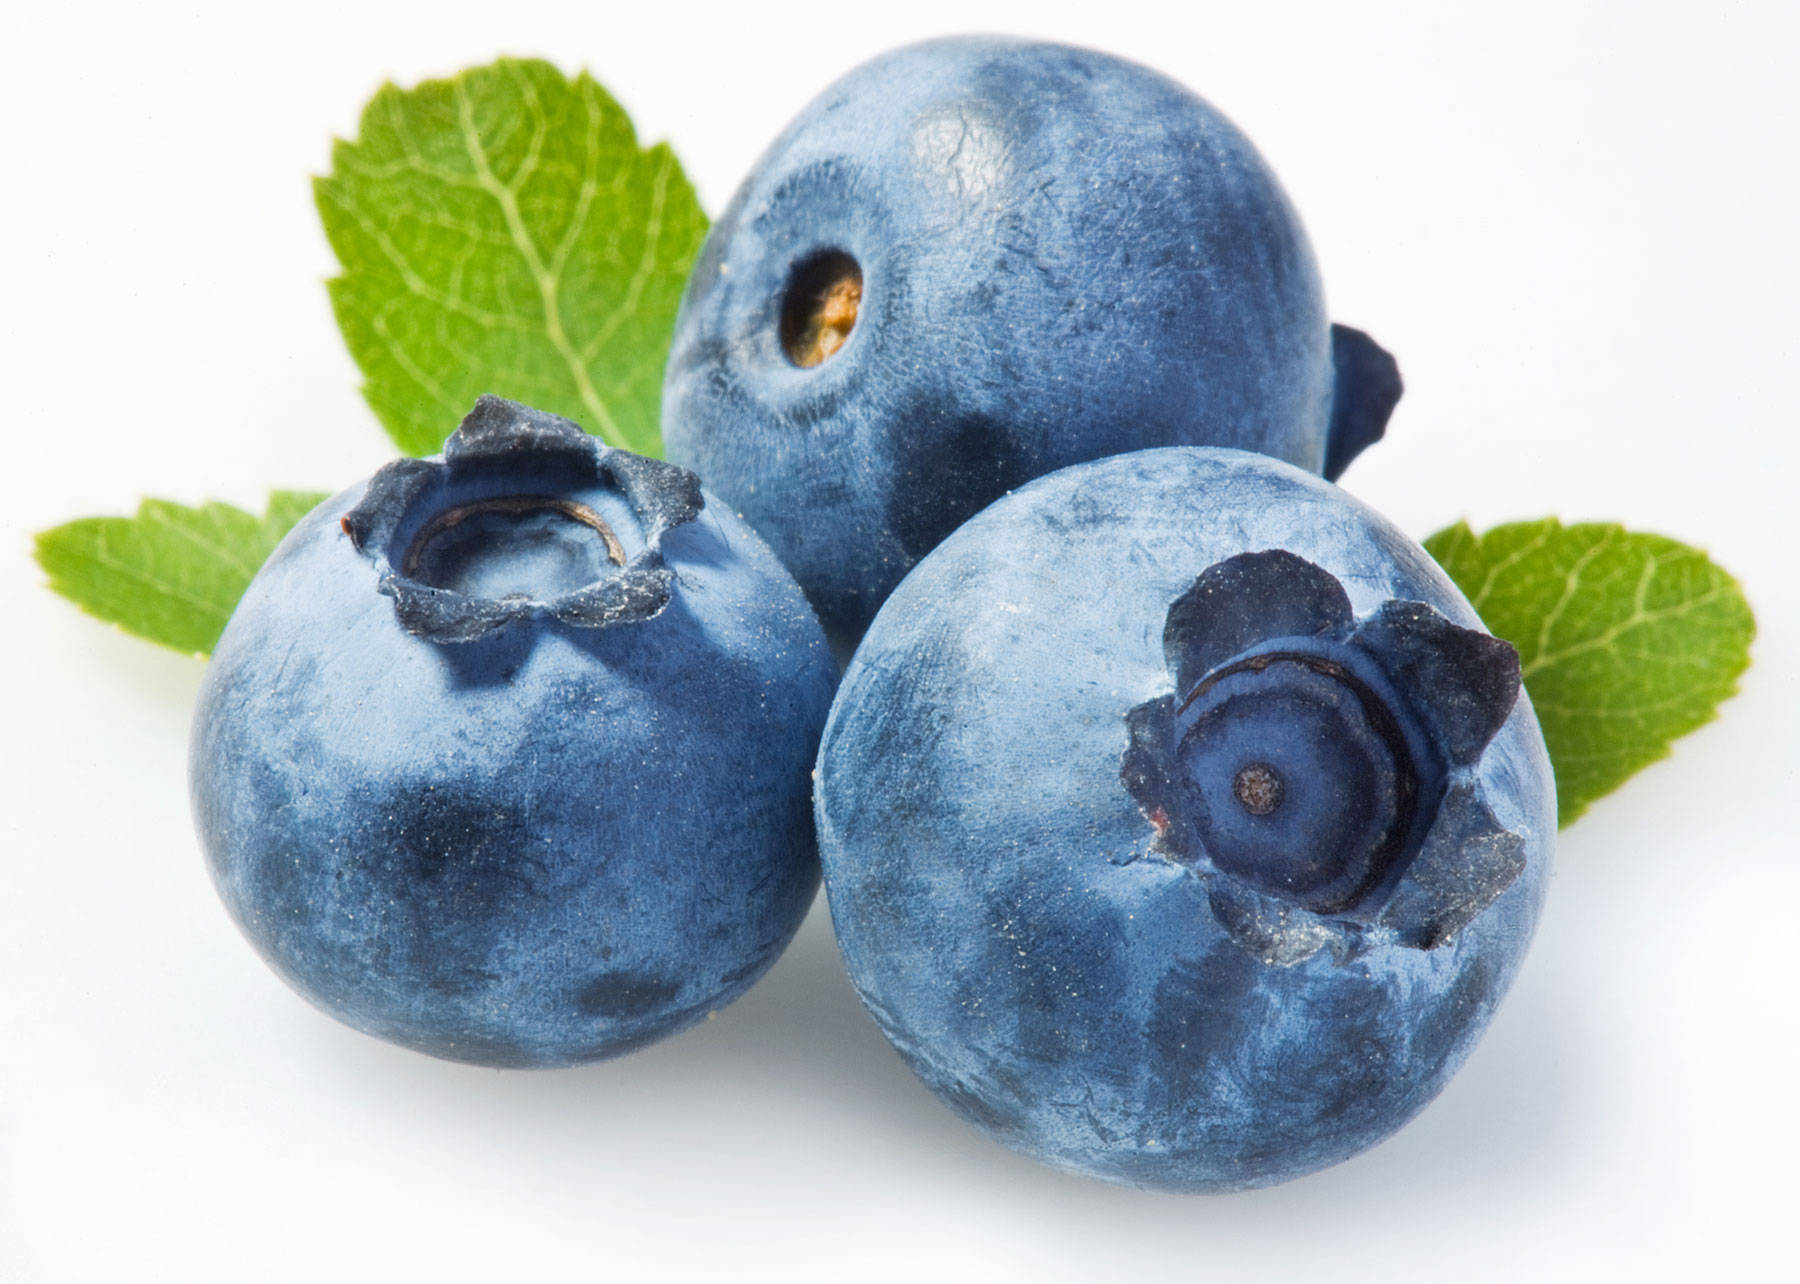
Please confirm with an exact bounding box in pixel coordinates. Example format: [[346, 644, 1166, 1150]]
[[453, 77, 621, 442]]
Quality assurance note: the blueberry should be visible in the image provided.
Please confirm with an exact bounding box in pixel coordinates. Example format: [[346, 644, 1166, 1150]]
[[190, 397, 836, 1067], [814, 448, 1554, 1191], [663, 36, 1403, 649]]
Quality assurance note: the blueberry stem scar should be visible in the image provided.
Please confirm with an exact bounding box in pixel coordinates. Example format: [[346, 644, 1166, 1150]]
[[1233, 763, 1284, 815], [780, 249, 862, 368], [400, 496, 626, 579], [1176, 648, 1422, 903]]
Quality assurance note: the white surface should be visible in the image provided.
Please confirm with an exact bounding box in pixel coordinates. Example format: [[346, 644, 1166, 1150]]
[[3, 2, 1796, 1279]]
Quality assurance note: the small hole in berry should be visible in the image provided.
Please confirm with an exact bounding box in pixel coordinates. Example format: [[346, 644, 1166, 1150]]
[[1233, 763, 1285, 816], [779, 249, 862, 368]]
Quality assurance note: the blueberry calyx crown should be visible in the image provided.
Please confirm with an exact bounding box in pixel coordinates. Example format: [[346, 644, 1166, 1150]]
[[342, 396, 704, 644], [1121, 550, 1528, 963]]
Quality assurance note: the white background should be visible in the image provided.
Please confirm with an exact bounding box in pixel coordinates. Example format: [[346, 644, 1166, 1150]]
[[3, 1, 1796, 1279]]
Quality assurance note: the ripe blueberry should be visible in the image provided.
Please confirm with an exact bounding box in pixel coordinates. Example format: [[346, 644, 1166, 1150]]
[[814, 448, 1554, 1191], [191, 397, 835, 1067], [663, 36, 1402, 649]]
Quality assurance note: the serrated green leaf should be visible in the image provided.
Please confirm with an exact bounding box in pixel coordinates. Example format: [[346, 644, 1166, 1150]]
[[34, 492, 328, 657], [1424, 518, 1755, 826], [315, 57, 709, 458]]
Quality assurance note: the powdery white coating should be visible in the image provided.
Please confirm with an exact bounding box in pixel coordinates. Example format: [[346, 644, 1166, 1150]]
[[815, 449, 1555, 1192]]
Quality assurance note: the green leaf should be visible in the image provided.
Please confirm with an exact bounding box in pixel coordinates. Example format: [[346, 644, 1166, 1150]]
[[315, 57, 709, 458], [34, 492, 328, 657], [1424, 519, 1755, 826]]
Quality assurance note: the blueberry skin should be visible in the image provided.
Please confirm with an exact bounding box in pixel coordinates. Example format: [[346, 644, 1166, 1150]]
[[191, 398, 836, 1068], [814, 449, 1554, 1191], [663, 36, 1402, 648]]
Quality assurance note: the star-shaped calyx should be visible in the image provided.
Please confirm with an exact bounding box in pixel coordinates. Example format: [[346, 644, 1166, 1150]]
[[341, 396, 703, 645], [1121, 551, 1527, 964]]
